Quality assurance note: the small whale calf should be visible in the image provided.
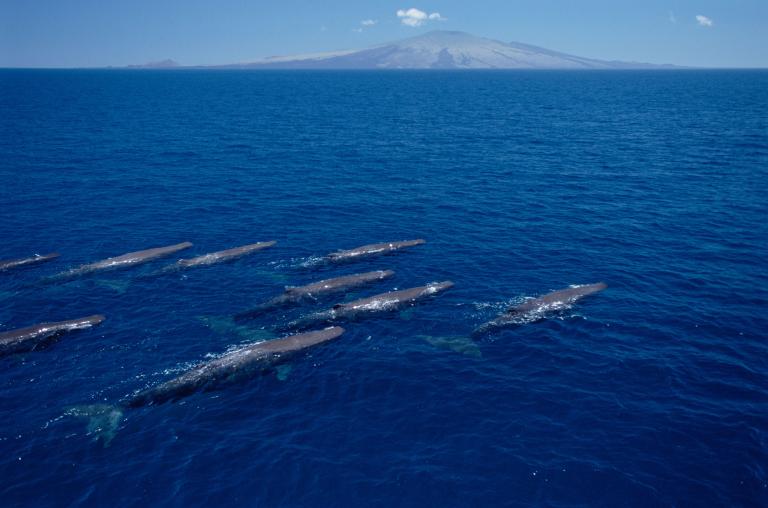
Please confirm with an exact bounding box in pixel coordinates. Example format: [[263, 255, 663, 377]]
[[287, 281, 453, 329], [0, 253, 60, 272], [54, 242, 193, 279], [235, 270, 395, 321], [163, 241, 276, 271], [473, 282, 607, 336], [326, 239, 425, 262], [127, 327, 344, 407], [0, 314, 105, 356]]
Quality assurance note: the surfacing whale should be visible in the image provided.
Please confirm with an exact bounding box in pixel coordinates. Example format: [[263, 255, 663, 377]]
[[234, 269, 395, 321], [325, 239, 425, 262], [127, 326, 344, 407], [472, 282, 607, 336], [69, 327, 343, 445], [162, 241, 276, 271], [0, 253, 60, 272], [0, 314, 105, 356], [286, 281, 454, 330], [53, 242, 193, 279]]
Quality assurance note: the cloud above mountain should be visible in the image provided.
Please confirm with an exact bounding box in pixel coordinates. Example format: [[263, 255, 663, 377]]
[[397, 8, 446, 27], [696, 15, 713, 27], [353, 18, 378, 33]]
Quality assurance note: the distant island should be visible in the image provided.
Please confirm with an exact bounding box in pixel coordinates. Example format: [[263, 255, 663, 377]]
[[129, 31, 681, 70], [126, 59, 180, 69]]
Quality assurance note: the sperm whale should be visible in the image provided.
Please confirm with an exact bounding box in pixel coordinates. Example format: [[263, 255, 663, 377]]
[[68, 326, 343, 445], [325, 239, 425, 262], [286, 281, 453, 330], [472, 282, 607, 336], [162, 241, 276, 271], [0, 314, 105, 356], [0, 253, 60, 272], [53, 242, 192, 279], [234, 270, 395, 321], [126, 327, 344, 407]]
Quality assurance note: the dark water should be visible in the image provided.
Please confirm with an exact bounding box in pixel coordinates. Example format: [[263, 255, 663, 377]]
[[1, 69, 767, 507]]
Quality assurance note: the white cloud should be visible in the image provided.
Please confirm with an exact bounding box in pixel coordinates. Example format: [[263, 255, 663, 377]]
[[696, 14, 713, 27], [397, 8, 446, 27], [354, 19, 377, 33]]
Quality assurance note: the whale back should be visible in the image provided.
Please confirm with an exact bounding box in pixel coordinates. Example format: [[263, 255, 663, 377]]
[[0, 253, 60, 271], [327, 239, 425, 260], [339, 281, 453, 311], [175, 241, 276, 268], [0, 314, 105, 355], [127, 327, 344, 407], [509, 283, 607, 314], [291, 270, 395, 296]]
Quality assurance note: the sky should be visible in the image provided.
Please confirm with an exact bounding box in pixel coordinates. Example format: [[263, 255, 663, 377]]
[[1, 0, 766, 68]]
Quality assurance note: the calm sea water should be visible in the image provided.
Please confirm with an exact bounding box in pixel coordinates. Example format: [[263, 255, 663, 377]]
[[1, 69, 767, 507]]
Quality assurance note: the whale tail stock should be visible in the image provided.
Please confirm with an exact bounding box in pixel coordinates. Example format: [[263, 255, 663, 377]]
[[65, 404, 125, 447], [232, 295, 290, 322], [199, 315, 277, 342], [232, 306, 269, 322], [419, 334, 482, 359]]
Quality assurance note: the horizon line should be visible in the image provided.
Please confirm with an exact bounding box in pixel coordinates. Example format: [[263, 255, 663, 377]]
[[1, 29, 760, 70], [2, 66, 768, 71]]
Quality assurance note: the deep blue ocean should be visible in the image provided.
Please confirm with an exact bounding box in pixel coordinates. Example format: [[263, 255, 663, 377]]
[[1, 69, 767, 507]]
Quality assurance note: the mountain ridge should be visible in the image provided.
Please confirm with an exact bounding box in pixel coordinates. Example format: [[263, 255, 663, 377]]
[[219, 31, 680, 70], [131, 31, 682, 70]]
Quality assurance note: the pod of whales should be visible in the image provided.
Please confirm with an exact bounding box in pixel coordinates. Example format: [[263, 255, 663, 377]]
[[126, 326, 344, 407], [0, 253, 60, 272], [0, 315, 105, 356], [163, 241, 276, 271], [2, 233, 611, 448], [472, 282, 607, 336], [326, 239, 425, 262], [235, 269, 395, 321], [54, 242, 193, 279], [287, 281, 454, 330]]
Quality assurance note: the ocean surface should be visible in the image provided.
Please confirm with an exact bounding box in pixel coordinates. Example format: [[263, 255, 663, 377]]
[[1, 69, 766, 507]]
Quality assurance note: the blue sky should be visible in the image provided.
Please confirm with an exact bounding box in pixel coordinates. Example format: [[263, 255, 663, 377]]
[[1, 0, 766, 67]]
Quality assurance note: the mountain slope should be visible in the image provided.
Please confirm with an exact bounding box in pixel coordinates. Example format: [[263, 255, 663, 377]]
[[225, 31, 677, 70]]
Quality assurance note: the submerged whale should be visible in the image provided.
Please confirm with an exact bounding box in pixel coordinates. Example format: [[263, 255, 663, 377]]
[[234, 270, 395, 321], [0, 314, 105, 356], [286, 281, 454, 330], [472, 282, 607, 336], [53, 242, 192, 279], [325, 239, 425, 262], [162, 241, 276, 271], [127, 326, 344, 407], [0, 253, 60, 272]]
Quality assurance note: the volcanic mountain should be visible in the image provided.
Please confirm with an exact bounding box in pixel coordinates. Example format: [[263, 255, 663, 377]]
[[220, 31, 677, 70]]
